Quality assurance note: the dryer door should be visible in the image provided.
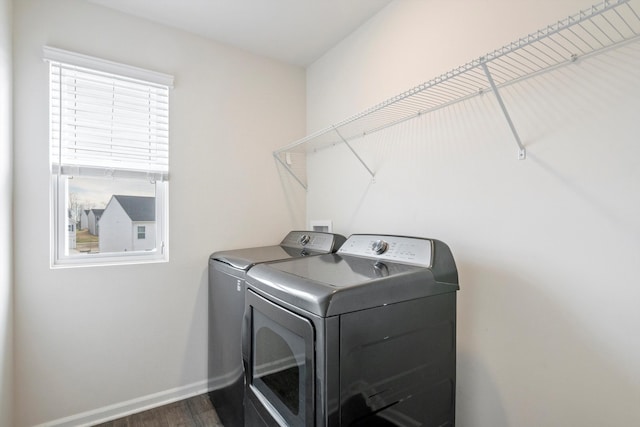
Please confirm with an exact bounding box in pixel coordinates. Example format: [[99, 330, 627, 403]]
[[244, 289, 315, 426]]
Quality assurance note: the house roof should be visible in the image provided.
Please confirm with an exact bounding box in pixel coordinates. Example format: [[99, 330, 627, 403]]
[[113, 195, 155, 222], [90, 209, 105, 216]]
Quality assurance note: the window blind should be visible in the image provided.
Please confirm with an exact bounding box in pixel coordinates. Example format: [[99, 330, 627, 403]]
[[46, 47, 172, 181]]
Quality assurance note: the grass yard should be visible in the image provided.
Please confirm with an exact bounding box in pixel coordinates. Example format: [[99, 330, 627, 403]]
[[75, 228, 99, 252], [76, 228, 98, 243]]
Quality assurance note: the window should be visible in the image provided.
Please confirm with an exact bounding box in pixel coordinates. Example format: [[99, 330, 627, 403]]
[[45, 47, 173, 267]]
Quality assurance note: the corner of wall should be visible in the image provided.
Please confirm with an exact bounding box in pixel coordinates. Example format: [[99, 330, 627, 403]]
[[0, 0, 14, 425]]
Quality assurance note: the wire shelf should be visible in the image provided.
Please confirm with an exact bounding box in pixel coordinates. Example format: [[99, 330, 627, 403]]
[[274, 0, 640, 189]]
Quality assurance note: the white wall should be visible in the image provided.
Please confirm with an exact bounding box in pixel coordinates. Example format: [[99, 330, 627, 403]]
[[307, 1, 640, 426], [0, 0, 13, 425], [12, 0, 306, 425]]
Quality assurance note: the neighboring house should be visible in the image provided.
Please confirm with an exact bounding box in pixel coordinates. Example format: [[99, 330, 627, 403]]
[[80, 209, 90, 230], [99, 195, 156, 253], [88, 209, 104, 236]]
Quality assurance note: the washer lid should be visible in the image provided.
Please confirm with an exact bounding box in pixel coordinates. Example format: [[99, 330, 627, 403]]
[[211, 231, 346, 270], [211, 245, 307, 270]]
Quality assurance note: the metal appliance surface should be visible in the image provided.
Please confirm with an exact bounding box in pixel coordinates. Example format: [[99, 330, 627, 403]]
[[242, 234, 459, 426], [208, 231, 346, 427]]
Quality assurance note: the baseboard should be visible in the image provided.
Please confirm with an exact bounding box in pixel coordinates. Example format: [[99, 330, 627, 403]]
[[208, 366, 243, 390], [33, 380, 211, 427]]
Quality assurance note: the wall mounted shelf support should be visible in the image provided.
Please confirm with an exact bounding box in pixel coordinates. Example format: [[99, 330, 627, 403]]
[[481, 62, 527, 160], [334, 126, 376, 181], [274, 151, 307, 190], [274, 0, 640, 190]]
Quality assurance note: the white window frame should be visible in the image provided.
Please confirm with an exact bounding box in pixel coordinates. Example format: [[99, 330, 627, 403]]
[[46, 47, 173, 268]]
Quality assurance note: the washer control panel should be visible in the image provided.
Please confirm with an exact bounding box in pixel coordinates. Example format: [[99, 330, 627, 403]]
[[281, 231, 341, 252], [338, 234, 433, 267]]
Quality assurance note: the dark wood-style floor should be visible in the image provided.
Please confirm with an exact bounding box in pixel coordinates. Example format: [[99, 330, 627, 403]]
[[93, 394, 223, 427]]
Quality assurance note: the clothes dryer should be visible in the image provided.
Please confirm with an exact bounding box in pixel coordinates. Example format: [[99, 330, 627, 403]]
[[242, 234, 459, 426], [208, 231, 345, 426]]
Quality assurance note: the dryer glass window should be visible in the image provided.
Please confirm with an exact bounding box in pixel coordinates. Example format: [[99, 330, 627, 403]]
[[251, 309, 310, 425]]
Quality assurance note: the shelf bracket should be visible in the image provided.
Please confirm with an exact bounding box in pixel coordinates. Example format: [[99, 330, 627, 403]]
[[333, 126, 376, 181], [481, 61, 526, 160], [273, 152, 308, 190]]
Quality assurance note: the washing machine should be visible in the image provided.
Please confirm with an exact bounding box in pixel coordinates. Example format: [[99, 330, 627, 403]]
[[208, 231, 346, 427], [242, 234, 459, 426]]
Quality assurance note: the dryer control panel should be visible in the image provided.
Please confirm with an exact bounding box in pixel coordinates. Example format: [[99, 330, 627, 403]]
[[338, 235, 433, 267]]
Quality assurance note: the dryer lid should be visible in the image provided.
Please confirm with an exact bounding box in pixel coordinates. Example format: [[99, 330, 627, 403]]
[[246, 254, 457, 317], [245, 234, 459, 316]]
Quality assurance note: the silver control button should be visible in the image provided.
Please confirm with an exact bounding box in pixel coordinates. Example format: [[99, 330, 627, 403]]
[[371, 239, 389, 255], [299, 234, 311, 246]]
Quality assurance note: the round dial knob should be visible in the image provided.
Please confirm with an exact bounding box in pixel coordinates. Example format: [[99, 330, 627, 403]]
[[371, 239, 389, 255], [299, 234, 311, 246]]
